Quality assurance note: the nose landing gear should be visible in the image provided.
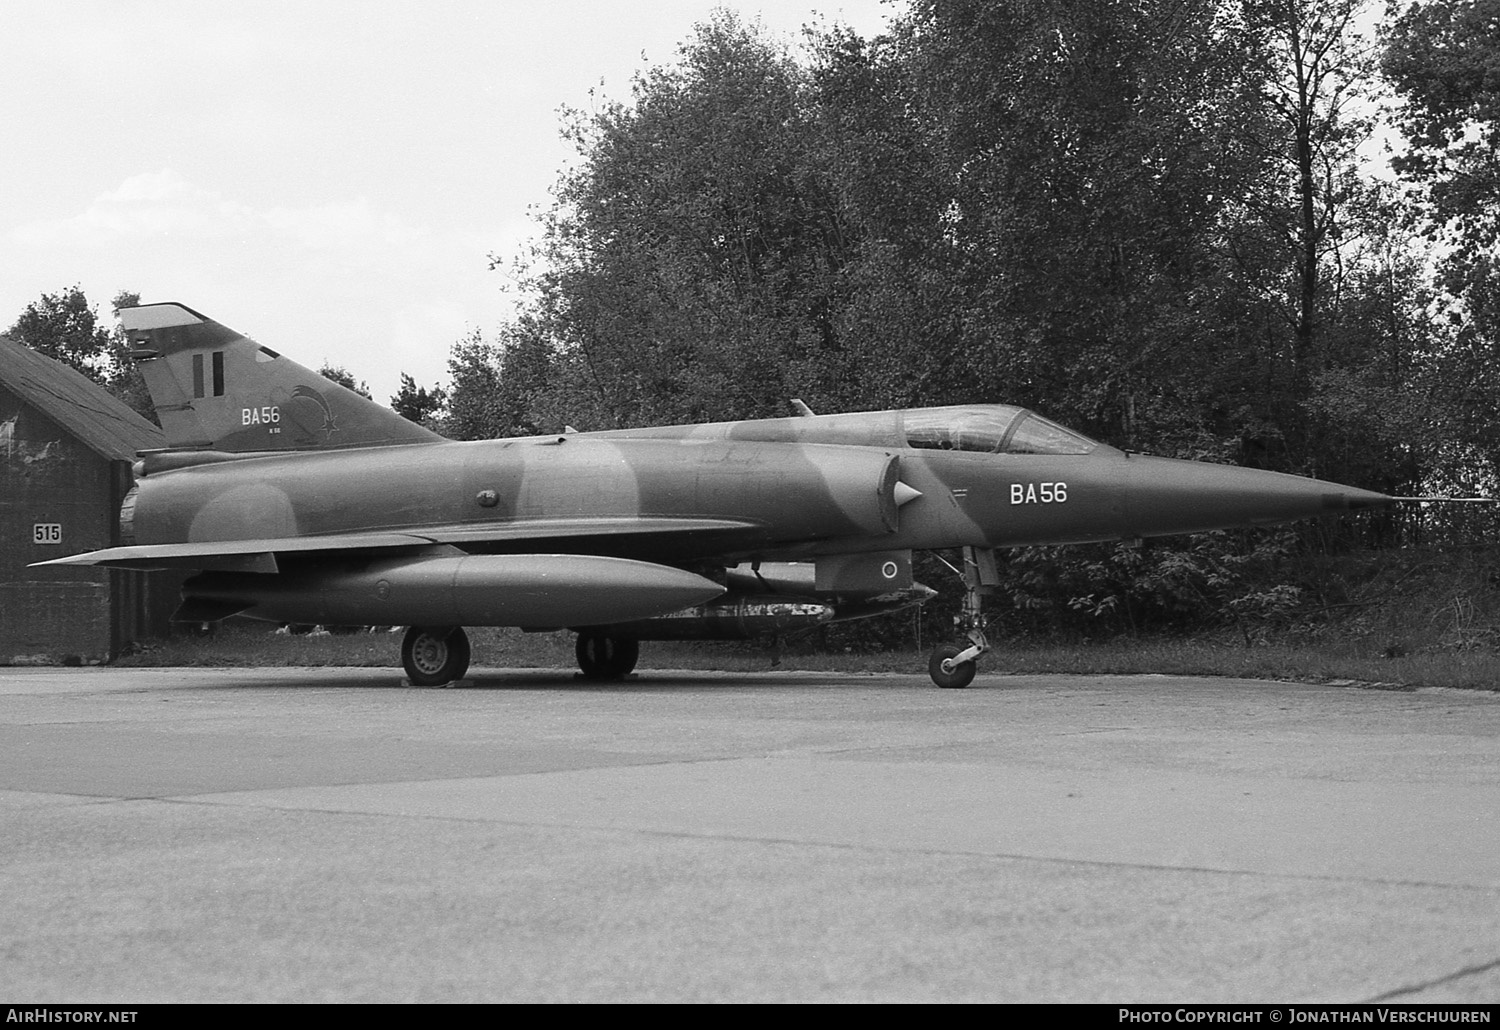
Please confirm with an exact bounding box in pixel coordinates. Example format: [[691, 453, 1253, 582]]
[[927, 546, 997, 688]]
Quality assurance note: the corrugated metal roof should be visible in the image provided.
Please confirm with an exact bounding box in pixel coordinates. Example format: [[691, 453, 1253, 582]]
[[0, 335, 164, 461]]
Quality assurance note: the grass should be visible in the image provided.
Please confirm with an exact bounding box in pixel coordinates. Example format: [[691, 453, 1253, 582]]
[[79, 546, 1500, 692], [107, 620, 1500, 691]]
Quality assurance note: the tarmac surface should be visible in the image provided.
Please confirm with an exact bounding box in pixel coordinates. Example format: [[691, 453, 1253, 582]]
[[1, 664, 1497, 1004]]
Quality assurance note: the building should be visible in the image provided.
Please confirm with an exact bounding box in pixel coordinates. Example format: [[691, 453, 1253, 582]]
[[0, 336, 176, 664]]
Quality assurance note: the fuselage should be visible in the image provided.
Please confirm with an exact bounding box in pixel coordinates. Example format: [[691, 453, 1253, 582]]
[[66, 300, 1405, 682], [127, 404, 1390, 567]]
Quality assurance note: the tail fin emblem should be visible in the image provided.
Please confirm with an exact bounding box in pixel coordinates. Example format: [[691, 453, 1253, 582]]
[[291, 386, 340, 437]]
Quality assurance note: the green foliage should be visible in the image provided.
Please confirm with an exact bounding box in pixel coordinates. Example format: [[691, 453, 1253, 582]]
[[984, 530, 1302, 640], [437, 323, 600, 439], [450, 0, 1430, 481], [1383, 0, 1500, 479], [533, 10, 859, 427], [426, 0, 1499, 644], [7, 285, 158, 424], [390, 373, 447, 426], [439, 331, 507, 440], [110, 553, 1500, 691], [105, 290, 156, 424], [1230, 0, 1387, 468], [10, 285, 119, 382], [885, 1, 1282, 436], [1384, 0, 1500, 296], [317, 363, 372, 399]]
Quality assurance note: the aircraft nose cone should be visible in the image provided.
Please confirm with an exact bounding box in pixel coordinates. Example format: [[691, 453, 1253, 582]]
[[1122, 455, 1392, 538]]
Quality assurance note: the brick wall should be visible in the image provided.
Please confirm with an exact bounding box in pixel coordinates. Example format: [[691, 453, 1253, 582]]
[[0, 387, 116, 662]]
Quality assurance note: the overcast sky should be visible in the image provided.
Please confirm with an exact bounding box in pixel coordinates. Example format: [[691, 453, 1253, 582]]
[[0, 0, 895, 404]]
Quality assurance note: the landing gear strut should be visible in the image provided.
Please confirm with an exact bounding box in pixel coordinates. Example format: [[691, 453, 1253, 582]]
[[576, 632, 640, 680], [402, 625, 471, 686], [928, 546, 996, 688]]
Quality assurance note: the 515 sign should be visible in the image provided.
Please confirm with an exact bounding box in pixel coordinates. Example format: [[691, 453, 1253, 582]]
[[32, 523, 63, 545]]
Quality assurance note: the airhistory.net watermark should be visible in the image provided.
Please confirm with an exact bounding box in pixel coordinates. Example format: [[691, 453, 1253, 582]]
[[6, 1011, 137, 1024]]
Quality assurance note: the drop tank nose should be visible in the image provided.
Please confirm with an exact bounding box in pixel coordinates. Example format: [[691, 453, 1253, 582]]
[[1120, 455, 1392, 538]]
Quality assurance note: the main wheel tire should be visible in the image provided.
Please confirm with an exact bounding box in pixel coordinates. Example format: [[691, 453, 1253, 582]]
[[402, 625, 471, 686], [928, 643, 977, 689], [576, 633, 640, 679]]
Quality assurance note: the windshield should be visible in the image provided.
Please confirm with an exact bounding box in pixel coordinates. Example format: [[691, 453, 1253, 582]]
[[1003, 413, 1097, 454], [904, 406, 1097, 455]]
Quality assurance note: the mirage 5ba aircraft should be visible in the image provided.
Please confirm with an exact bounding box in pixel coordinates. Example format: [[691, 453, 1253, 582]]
[[38, 302, 1395, 687]]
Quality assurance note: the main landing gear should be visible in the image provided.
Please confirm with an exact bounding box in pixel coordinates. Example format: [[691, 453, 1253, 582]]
[[399, 626, 637, 686], [402, 625, 471, 686], [576, 632, 640, 680], [928, 546, 997, 689]]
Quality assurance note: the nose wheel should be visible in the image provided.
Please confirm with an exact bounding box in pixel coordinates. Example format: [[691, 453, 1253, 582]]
[[402, 625, 471, 686], [928, 643, 978, 689], [927, 546, 995, 688]]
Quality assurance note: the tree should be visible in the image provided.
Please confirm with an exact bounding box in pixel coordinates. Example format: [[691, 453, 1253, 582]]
[[1252, 0, 1375, 372], [1383, 0, 1500, 488], [483, 0, 1426, 490], [505, 3, 1281, 436], [438, 331, 509, 440], [390, 373, 447, 426], [438, 319, 597, 440], [1215, 0, 1396, 475], [517, 11, 864, 427], [317, 363, 372, 399], [8, 286, 116, 383], [869, 0, 1282, 446], [106, 290, 157, 424], [1384, 0, 1500, 337], [8, 286, 158, 424]]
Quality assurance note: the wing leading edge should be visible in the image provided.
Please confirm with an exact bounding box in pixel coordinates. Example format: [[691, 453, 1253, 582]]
[[32, 516, 767, 573]]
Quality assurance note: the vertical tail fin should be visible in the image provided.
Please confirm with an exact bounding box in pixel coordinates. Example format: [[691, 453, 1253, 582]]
[[121, 303, 443, 452]]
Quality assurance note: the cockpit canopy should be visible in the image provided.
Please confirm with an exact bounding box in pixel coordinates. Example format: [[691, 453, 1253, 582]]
[[589, 402, 1101, 454], [903, 406, 1097, 455]]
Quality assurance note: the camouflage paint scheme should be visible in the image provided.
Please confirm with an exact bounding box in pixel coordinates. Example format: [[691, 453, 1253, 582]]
[[37, 304, 1393, 686]]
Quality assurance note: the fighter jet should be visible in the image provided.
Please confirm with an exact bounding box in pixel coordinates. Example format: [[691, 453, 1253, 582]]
[[37, 302, 1397, 687]]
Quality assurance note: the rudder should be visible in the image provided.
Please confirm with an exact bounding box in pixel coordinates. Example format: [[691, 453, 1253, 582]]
[[121, 303, 443, 452]]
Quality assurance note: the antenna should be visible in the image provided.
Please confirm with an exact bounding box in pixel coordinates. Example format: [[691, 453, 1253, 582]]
[[1389, 496, 1497, 503]]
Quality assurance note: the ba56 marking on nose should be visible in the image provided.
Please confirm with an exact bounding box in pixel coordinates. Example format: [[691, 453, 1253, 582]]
[[1011, 482, 1067, 504]]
